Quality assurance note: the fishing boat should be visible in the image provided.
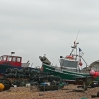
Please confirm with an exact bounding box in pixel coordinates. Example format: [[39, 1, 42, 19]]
[[0, 52, 30, 75], [39, 41, 93, 83]]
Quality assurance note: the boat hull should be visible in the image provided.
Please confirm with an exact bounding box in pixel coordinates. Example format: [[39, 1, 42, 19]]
[[0, 64, 22, 75], [42, 63, 91, 81]]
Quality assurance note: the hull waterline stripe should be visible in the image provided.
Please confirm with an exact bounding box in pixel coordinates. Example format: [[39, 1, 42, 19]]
[[46, 68, 84, 77]]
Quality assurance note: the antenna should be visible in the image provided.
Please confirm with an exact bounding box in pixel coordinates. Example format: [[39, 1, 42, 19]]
[[75, 30, 80, 42], [70, 30, 80, 56]]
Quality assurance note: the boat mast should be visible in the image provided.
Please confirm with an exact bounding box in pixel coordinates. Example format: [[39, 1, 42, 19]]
[[70, 31, 80, 60], [70, 41, 79, 60]]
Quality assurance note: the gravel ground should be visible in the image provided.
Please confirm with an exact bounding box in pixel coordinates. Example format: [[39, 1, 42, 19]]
[[0, 85, 99, 99]]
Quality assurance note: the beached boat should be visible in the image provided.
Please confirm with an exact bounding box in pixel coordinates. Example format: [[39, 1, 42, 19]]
[[39, 41, 92, 83], [0, 53, 30, 75]]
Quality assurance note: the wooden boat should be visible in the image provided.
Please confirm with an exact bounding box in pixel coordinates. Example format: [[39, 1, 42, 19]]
[[39, 41, 92, 83]]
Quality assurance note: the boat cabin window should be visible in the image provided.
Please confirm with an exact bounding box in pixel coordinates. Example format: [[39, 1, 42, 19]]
[[0, 56, 7, 61], [0, 56, 3, 61], [17, 57, 21, 62], [12, 57, 16, 62], [7, 56, 12, 61], [60, 59, 78, 68], [3, 56, 7, 61]]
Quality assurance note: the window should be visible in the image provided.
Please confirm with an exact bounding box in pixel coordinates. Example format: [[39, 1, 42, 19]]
[[3, 56, 7, 61], [7, 56, 12, 61], [60, 59, 78, 68], [0, 57, 2, 61], [12, 57, 16, 62], [17, 57, 21, 62], [60, 59, 79, 72]]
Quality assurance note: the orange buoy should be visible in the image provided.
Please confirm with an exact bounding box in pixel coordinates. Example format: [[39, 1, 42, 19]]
[[0, 83, 5, 91], [66, 55, 74, 59]]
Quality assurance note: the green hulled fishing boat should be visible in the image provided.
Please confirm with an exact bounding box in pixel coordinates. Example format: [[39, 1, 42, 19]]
[[39, 41, 93, 82]]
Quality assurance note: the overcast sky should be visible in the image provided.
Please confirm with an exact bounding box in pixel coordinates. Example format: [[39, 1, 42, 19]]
[[0, 0, 99, 68]]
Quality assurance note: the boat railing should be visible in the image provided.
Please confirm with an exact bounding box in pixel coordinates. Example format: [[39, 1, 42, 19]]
[[61, 66, 78, 70]]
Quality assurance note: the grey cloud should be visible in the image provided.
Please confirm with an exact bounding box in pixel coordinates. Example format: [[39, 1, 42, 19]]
[[0, 0, 99, 67]]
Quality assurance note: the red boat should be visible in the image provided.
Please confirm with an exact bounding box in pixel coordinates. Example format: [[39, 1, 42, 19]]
[[0, 54, 30, 75]]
